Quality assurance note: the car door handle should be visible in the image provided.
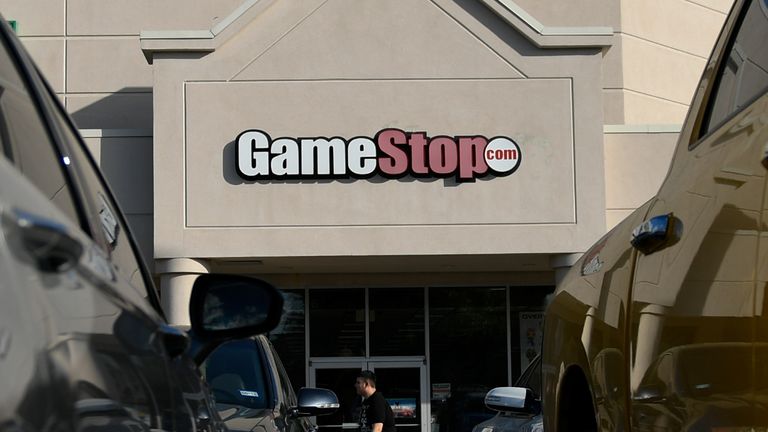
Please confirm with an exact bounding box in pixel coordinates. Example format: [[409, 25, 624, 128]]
[[153, 324, 190, 358], [631, 213, 683, 255], [1, 207, 84, 272]]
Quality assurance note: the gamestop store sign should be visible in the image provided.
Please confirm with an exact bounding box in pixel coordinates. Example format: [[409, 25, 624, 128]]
[[236, 129, 521, 182], [184, 79, 577, 228]]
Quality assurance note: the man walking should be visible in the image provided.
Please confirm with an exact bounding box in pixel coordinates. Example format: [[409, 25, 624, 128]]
[[354, 370, 396, 432]]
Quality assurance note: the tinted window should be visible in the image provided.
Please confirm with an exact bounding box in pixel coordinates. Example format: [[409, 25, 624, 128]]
[[701, 0, 768, 136], [0, 33, 80, 225], [429, 286, 507, 389], [202, 339, 270, 409], [309, 288, 365, 357], [35, 77, 153, 303], [269, 340, 297, 406], [269, 289, 306, 388], [370, 287, 425, 356]]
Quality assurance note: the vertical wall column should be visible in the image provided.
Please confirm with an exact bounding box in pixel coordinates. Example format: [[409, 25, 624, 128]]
[[155, 258, 211, 326]]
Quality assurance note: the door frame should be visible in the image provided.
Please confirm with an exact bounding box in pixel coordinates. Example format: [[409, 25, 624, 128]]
[[309, 357, 429, 432]]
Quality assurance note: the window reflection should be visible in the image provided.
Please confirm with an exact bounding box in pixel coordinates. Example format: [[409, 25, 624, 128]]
[[202, 282, 270, 331], [269, 289, 306, 388]]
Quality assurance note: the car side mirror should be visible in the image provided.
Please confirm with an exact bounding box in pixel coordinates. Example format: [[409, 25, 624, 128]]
[[630, 213, 683, 255], [484, 387, 541, 415], [189, 274, 284, 341], [292, 388, 340, 417]]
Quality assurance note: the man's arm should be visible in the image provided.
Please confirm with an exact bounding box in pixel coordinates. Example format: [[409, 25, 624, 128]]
[[372, 423, 384, 432]]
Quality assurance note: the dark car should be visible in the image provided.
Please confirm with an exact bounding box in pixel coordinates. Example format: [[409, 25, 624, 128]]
[[200, 335, 339, 432], [541, 0, 768, 430], [471, 356, 543, 432], [0, 15, 285, 432]]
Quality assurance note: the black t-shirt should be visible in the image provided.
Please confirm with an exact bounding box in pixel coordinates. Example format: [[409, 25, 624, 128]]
[[359, 391, 395, 432]]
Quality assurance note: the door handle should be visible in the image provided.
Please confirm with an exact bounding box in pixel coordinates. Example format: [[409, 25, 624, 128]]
[[196, 404, 211, 430], [631, 213, 683, 255], [1, 207, 84, 272]]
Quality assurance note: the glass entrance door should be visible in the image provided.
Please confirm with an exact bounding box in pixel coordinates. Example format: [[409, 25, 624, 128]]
[[310, 359, 428, 432]]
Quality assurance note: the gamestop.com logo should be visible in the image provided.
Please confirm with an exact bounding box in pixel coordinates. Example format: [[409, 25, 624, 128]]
[[236, 128, 521, 183]]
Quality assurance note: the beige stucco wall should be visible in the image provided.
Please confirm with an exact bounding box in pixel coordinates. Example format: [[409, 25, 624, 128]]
[[603, 129, 678, 229], [617, 0, 734, 125], [145, 0, 609, 263], [0, 0, 242, 271], [0, 0, 735, 268], [601, 0, 734, 231]]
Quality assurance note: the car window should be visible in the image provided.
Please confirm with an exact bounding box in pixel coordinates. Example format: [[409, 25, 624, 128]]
[[202, 339, 271, 409], [27, 68, 156, 304], [0, 26, 155, 308], [269, 339, 297, 407], [0, 32, 81, 226], [50, 106, 153, 302], [699, 0, 768, 137]]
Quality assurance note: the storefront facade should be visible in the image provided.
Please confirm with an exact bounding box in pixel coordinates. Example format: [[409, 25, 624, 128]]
[[269, 284, 552, 432], [140, 2, 610, 428], [2, 0, 733, 430], [143, 0, 610, 310]]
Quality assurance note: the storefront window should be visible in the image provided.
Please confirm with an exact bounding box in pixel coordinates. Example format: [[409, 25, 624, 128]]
[[309, 288, 366, 357], [428, 286, 507, 432], [370, 288, 425, 356], [508, 286, 554, 378], [269, 289, 306, 388]]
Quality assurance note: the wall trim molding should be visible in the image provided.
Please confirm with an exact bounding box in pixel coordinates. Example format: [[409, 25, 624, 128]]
[[479, 0, 614, 48], [140, 0, 614, 64], [604, 124, 682, 134]]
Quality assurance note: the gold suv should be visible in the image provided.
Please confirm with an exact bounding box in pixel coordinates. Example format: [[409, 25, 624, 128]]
[[541, 0, 768, 431]]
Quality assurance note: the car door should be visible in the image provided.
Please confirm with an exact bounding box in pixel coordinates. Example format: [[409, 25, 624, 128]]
[[542, 199, 652, 432], [628, 0, 768, 429], [0, 157, 66, 431], [0, 18, 189, 431]]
